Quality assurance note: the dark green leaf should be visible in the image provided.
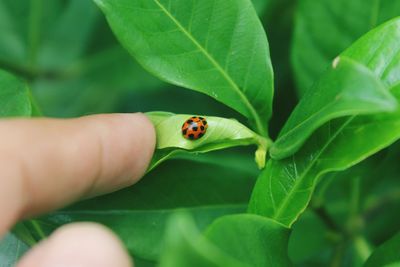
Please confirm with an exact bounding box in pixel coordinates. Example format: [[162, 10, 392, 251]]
[[205, 214, 292, 267], [93, 0, 274, 136], [251, 0, 269, 16], [0, 69, 31, 117], [364, 232, 400, 267], [147, 112, 268, 170], [0, 0, 98, 72], [292, 0, 400, 95]]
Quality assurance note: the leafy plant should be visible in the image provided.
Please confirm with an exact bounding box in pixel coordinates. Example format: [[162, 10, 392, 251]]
[[1, 0, 400, 266]]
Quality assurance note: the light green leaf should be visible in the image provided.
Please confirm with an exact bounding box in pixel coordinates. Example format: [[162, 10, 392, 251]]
[[0, 69, 31, 117], [270, 57, 397, 160], [292, 0, 400, 95], [249, 83, 400, 227], [364, 232, 400, 267], [147, 112, 268, 171], [205, 214, 292, 267], [93, 0, 274, 136], [273, 19, 400, 159]]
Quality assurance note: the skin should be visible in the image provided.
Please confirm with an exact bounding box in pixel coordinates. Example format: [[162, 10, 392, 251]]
[[0, 113, 156, 267]]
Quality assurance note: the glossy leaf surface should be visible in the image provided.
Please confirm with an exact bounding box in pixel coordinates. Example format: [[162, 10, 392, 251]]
[[273, 19, 400, 159], [250, 82, 400, 227], [94, 0, 274, 135], [271, 57, 397, 159]]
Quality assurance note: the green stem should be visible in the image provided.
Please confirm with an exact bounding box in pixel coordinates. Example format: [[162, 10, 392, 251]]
[[28, 0, 43, 70]]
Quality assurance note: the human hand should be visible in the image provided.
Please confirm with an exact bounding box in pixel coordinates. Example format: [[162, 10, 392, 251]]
[[0, 113, 156, 267]]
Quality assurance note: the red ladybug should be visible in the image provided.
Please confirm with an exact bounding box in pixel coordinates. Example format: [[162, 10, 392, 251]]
[[182, 116, 208, 140]]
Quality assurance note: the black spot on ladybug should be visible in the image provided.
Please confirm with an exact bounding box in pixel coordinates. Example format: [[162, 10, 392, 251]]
[[203, 120, 207, 125], [182, 129, 187, 135], [192, 126, 198, 131], [199, 117, 204, 120], [189, 134, 195, 139], [200, 126, 205, 130], [198, 133, 204, 138], [187, 119, 193, 123]]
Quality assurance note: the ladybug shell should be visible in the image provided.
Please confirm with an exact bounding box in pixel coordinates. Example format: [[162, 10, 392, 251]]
[[182, 116, 208, 140]]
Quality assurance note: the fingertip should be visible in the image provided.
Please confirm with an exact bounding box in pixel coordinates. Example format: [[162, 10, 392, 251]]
[[84, 113, 156, 197], [17, 223, 133, 267]]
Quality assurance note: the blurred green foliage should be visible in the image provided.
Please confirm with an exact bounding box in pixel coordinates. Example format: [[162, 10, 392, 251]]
[[0, 0, 399, 266]]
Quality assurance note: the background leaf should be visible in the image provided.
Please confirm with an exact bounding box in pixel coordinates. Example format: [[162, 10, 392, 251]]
[[0, 0, 98, 73], [364, 232, 400, 267], [291, 0, 400, 95], [94, 0, 274, 136]]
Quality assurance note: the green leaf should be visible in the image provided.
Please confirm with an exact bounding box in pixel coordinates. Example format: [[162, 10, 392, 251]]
[[205, 214, 292, 267], [292, 0, 400, 95], [273, 18, 400, 159], [0, 0, 98, 72], [364, 232, 400, 267], [159, 213, 248, 267], [0, 233, 29, 266], [37, 157, 256, 261], [93, 0, 274, 136], [270, 57, 397, 159], [251, 0, 269, 16], [147, 112, 268, 170], [0, 69, 31, 117], [249, 82, 400, 227]]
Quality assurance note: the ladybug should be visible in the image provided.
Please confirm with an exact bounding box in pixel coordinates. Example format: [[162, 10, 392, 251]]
[[182, 116, 208, 140]]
